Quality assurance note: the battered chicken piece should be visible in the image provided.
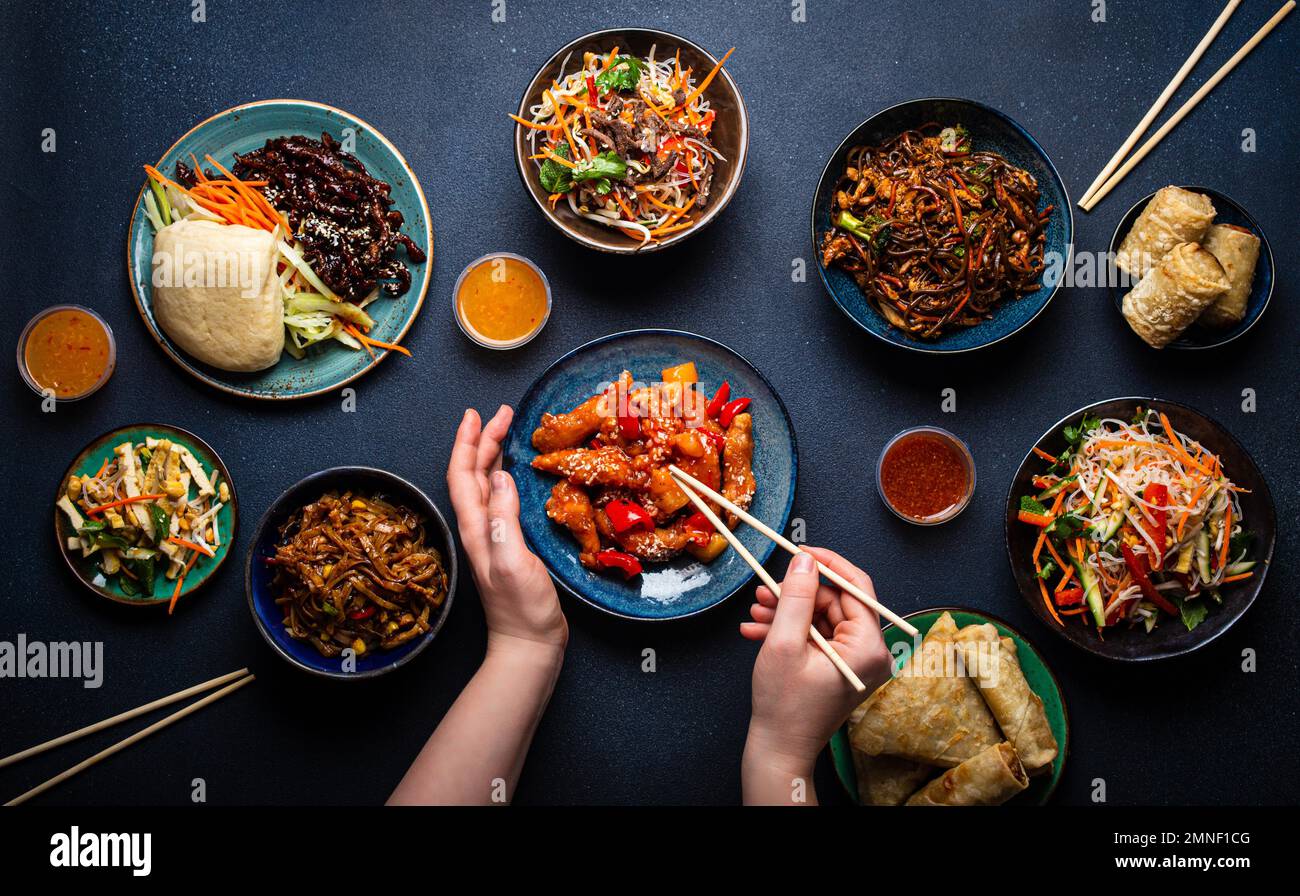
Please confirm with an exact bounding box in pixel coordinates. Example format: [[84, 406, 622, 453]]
[[546, 481, 601, 566], [531, 446, 650, 489], [722, 412, 755, 528], [594, 508, 693, 562], [532, 394, 606, 453]]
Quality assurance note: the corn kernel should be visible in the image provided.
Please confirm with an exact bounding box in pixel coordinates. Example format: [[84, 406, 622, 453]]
[[352, 638, 366, 655], [218, 483, 230, 502], [351, 499, 366, 509]]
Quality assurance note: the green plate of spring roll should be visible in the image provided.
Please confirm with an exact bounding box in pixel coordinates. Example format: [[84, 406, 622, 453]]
[[829, 607, 1068, 806]]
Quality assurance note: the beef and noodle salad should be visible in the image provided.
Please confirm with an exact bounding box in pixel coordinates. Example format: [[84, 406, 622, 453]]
[[1018, 408, 1255, 635], [531, 362, 755, 580], [820, 124, 1052, 338], [266, 491, 449, 657], [512, 44, 734, 246], [56, 437, 231, 611]]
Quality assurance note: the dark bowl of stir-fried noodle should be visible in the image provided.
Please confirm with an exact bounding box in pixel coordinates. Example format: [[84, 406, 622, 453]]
[[811, 98, 1072, 353], [245, 467, 456, 679]]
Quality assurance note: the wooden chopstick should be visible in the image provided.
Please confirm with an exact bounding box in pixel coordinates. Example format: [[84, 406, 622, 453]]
[[4, 673, 255, 806], [1078, 0, 1241, 208], [667, 464, 918, 638], [0, 668, 251, 770], [1082, 1, 1294, 211], [671, 472, 866, 692]]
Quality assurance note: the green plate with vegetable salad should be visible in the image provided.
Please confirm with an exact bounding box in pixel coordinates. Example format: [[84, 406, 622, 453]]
[[54, 424, 237, 609], [828, 607, 1068, 806]]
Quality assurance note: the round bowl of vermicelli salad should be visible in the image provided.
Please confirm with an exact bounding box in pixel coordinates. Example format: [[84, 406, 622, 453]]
[[1006, 398, 1274, 661], [512, 28, 748, 253]]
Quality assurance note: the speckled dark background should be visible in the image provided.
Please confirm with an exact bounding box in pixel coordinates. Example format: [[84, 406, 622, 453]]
[[2, 0, 1297, 806]]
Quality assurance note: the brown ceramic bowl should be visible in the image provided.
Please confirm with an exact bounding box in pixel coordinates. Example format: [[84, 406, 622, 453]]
[[512, 28, 748, 254]]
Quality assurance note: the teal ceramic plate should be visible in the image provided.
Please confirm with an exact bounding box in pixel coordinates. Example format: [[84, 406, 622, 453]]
[[126, 100, 432, 399], [828, 607, 1069, 805], [54, 424, 238, 607]]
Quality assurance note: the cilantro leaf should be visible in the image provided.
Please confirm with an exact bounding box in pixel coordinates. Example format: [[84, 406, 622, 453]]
[[1036, 560, 1058, 580], [1063, 414, 1101, 448], [595, 56, 642, 94], [1047, 512, 1086, 542]]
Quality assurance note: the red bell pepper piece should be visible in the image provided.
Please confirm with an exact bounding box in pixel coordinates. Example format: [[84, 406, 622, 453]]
[[683, 510, 715, 545], [705, 381, 730, 418], [718, 397, 751, 428], [1120, 543, 1178, 615], [347, 605, 376, 621], [698, 428, 725, 451], [1142, 483, 1168, 569], [593, 549, 642, 579], [1104, 595, 1132, 626], [605, 499, 653, 535], [1055, 586, 1084, 607], [618, 410, 639, 440], [586, 73, 598, 105]]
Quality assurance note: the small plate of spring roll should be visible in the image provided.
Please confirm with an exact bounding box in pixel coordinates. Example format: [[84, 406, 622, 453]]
[[1109, 186, 1273, 350], [829, 608, 1067, 806]]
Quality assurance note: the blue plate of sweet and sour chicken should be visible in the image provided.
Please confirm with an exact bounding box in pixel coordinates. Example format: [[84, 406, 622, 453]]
[[503, 329, 797, 620]]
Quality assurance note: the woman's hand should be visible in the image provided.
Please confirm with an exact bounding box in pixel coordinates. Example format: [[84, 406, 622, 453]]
[[740, 547, 892, 804], [447, 406, 568, 660], [387, 406, 566, 805]]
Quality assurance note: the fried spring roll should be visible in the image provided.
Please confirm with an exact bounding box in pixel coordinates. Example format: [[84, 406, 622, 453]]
[[1115, 186, 1215, 279], [1198, 223, 1260, 328], [953, 624, 1058, 775], [905, 742, 1028, 806]]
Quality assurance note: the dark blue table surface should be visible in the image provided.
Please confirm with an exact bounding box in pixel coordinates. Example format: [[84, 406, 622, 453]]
[[2, 0, 1297, 806]]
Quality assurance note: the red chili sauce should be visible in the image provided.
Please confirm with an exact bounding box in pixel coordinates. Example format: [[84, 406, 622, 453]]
[[879, 431, 970, 521]]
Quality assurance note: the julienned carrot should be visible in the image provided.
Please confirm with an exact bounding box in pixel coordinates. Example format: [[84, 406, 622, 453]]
[[343, 323, 412, 358], [612, 190, 637, 221], [1032, 489, 1067, 562], [204, 154, 291, 233], [1222, 571, 1253, 583], [1177, 480, 1210, 538], [86, 494, 167, 515], [510, 114, 561, 131], [1038, 578, 1063, 626], [541, 149, 577, 170], [1032, 446, 1057, 463], [648, 219, 695, 237], [544, 91, 578, 158], [168, 536, 215, 558], [678, 47, 734, 109], [1044, 537, 1068, 578], [1055, 563, 1077, 592], [1159, 412, 1214, 475], [168, 550, 200, 615]]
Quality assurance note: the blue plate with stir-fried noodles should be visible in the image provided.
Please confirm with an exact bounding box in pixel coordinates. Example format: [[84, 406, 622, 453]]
[[811, 98, 1072, 354]]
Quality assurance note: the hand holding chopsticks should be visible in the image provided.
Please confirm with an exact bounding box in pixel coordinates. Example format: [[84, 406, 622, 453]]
[[667, 464, 917, 638]]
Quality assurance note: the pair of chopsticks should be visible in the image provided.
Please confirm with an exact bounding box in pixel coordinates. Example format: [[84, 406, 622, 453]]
[[2, 668, 255, 805], [667, 464, 917, 694], [1079, 0, 1293, 211]]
